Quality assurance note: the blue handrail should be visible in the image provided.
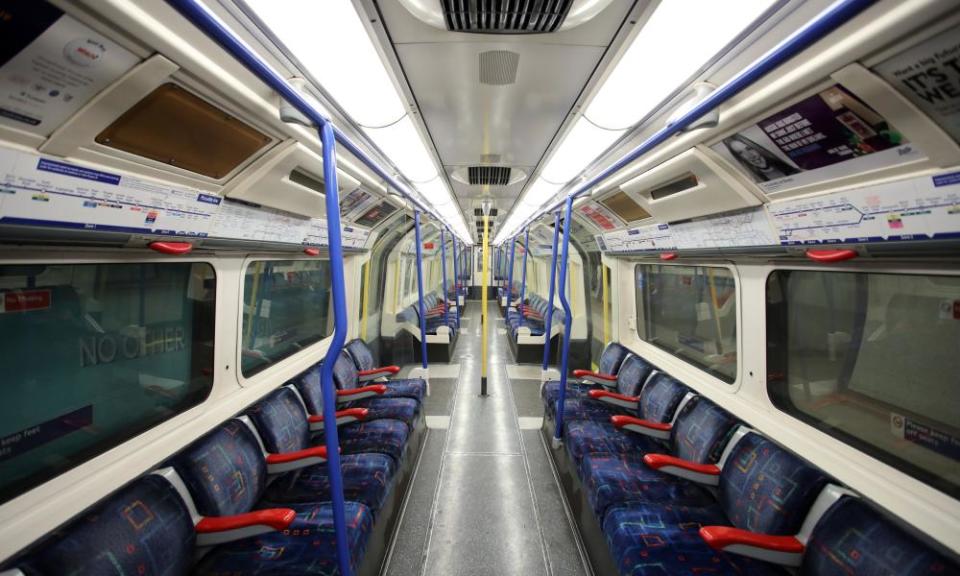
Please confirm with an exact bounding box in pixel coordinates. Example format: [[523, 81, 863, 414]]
[[541, 211, 561, 370], [519, 227, 529, 326], [440, 227, 450, 328], [452, 234, 460, 322], [506, 238, 516, 308], [553, 197, 575, 445], [316, 122, 351, 575], [414, 211, 429, 369]]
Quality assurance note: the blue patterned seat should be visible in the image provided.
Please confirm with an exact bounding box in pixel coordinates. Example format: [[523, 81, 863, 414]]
[[246, 387, 397, 512], [297, 360, 420, 429], [173, 420, 373, 574], [603, 503, 785, 576], [602, 433, 828, 576], [194, 501, 372, 576], [542, 342, 634, 412], [333, 351, 424, 405], [581, 396, 739, 519], [19, 474, 196, 576], [801, 497, 958, 576], [548, 354, 654, 422], [562, 372, 690, 473], [344, 339, 427, 402]]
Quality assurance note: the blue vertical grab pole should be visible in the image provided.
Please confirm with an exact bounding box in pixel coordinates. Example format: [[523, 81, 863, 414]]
[[440, 227, 450, 328], [519, 227, 529, 325], [553, 196, 575, 447], [507, 238, 517, 308], [452, 234, 460, 322], [414, 211, 429, 369], [316, 123, 352, 576], [542, 210, 561, 370]]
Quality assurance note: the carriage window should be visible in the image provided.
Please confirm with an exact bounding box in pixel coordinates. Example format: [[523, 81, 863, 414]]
[[0, 262, 215, 505], [767, 271, 960, 498], [635, 264, 737, 382], [242, 259, 332, 376]]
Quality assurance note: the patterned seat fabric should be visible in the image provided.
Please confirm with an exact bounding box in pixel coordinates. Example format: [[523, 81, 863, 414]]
[[801, 497, 959, 576], [338, 419, 410, 462], [194, 501, 373, 576], [19, 475, 195, 576], [580, 397, 740, 519], [602, 433, 828, 576], [603, 503, 787, 576], [295, 361, 420, 428], [346, 339, 430, 401], [545, 354, 654, 420], [541, 342, 634, 411], [333, 351, 423, 403], [559, 372, 689, 471], [171, 420, 374, 574], [246, 387, 397, 511]]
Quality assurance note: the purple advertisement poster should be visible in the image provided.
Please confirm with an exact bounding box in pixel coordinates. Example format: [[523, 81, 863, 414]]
[[712, 84, 921, 193]]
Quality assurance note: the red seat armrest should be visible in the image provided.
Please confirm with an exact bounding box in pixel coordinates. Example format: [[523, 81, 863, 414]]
[[360, 366, 400, 376], [587, 389, 639, 409], [573, 370, 617, 387], [265, 446, 330, 474], [195, 509, 295, 546], [643, 454, 720, 485], [611, 415, 672, 439], [308, 408, 368, 431], [336, 384, 387, 403], [700, 526, 804, 566]]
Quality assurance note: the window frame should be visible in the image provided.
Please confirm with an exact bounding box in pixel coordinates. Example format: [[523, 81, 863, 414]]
[[236, 254, 334, 386], [764, 262, 960, 499], [632, 260, 742, 389], [0, 252, 218, 506]]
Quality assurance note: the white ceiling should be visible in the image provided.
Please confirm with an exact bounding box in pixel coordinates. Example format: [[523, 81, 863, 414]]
[[368, 0, 638, 235]]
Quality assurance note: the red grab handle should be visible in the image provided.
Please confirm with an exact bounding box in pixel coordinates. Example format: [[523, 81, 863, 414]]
[[303, 247, 320, 256], [149, 241, 193, 255], [660, 252, 678, 261], [805, 249, 857, 263]]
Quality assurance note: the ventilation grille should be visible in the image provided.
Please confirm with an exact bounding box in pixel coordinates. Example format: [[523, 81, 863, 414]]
[[473, 208, 499, 216], [443, 0, 574, 34], [479, 50, 520, 85], [468, 166, 511, 186]]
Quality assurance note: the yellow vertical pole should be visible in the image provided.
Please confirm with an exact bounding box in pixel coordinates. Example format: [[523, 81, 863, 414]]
[[481, 214, 490, 395], [360, 260, 371, 341]]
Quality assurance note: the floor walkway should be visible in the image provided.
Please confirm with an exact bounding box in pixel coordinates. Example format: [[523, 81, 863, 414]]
[[383, 301, 590, 576]]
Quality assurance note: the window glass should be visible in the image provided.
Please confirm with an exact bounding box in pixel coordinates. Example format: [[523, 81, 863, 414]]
[[767, 270, 960, 497], [635, 264, 737, 382], [242, 259, 332, 376], [0, 262, 215, 504]]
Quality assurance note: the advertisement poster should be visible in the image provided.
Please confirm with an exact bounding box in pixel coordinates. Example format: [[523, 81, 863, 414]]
[[0, 3, 139, 135], [711, 84, 920, 193], [874, 25, 960, 144], [577, 202, 623, 231]]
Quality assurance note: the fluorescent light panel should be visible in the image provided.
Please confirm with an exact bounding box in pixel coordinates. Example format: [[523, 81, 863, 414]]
[[586, 0, 777, 130]]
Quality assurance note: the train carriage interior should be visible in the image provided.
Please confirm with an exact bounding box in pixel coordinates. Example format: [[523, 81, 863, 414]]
[[1, 0, 960, 574]]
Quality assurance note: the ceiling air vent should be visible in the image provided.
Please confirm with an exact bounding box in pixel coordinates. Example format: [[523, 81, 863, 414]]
[[473, 208, 499, 217], [479, 50, 519, 85], [468, 166, 511, 186], [442, 0, 574, 34]]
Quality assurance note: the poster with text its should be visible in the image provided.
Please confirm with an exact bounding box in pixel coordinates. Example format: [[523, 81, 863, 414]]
[[711, 84, 922, 193], [577, 202, 623, 231], [874, 25, 960, 144], [0, 2, 139, 136]]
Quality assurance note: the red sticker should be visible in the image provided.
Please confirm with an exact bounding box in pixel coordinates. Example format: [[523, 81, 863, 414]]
[[3, 289, 51, 313]]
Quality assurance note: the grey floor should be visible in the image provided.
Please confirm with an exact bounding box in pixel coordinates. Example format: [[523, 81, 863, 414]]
[[383, 302, 590, 576]]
